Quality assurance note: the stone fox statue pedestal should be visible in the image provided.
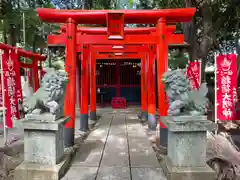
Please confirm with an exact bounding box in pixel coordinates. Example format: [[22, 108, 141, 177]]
[[160, 116, 216, 180], [14, 117, 71, 180], [15, 68, 72, 180]]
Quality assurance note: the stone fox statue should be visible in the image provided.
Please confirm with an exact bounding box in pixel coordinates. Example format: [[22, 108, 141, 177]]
[[24, 68, 68, 118]]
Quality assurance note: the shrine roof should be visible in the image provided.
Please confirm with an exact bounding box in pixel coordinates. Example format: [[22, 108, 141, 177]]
[[37, 8, 196, 24]]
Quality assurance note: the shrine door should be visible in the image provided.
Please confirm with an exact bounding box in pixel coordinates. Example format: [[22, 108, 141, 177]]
[[96, 59, 141, 105]]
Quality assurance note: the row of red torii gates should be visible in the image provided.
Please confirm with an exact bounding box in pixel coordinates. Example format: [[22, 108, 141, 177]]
[[37, 7, 196, 147]]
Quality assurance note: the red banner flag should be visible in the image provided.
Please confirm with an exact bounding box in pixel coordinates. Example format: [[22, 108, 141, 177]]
[[186, 61, 201, 90], [0, 50, 4, 108], [0, 49, 24, 128], [12, 50, 24, 119], [216, 54, 238, 121], [2, 50, 13, 128]]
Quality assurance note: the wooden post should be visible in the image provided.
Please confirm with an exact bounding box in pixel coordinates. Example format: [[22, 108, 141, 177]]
[[32, 58, 40, 92], [147, 45, 156, 130], [80, 44, 89, 132], [78, 54, 81, 113], [90, 49, 97, 121], [64, 18, 77, 147], [156, 18, 169, 148], [140, 53, 148, 120]]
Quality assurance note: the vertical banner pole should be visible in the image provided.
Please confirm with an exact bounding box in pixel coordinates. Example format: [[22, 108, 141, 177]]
[[0, 49, 6, 144], [199, 60, 202, 84], [214, 52, 218, 135]]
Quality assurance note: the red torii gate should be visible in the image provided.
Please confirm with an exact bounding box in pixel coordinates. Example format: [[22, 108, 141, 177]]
[[90, 45, 153, 126], [0, 43, 46, 128], [37, 8, 196, 147], [48, 27, 184, 136], [50, 25, 183, 125]]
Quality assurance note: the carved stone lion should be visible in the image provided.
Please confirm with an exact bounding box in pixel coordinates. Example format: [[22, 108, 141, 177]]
[[162, 69, 208, 116], [24, 68, 68, 119]]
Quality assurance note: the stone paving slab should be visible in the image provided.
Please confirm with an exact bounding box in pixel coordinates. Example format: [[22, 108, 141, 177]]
[[62, 109, 165, 180], [71, 139, 106, 167], [101, 134, 129, 167], [128, 139, 160, 167], [61, 167, 98, 180], [96, 167, 131, 180], [126, 117, 160, 168], [109, 115, 126, 134], [131, 168, 166, 180], [101, 115, 129, 167], [71, 116, 112, 167]]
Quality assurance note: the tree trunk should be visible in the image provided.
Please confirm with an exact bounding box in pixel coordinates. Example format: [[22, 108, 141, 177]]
[[8, 24, 16, 46], [182, 0, 198, 61], [183, 0, 214, 82], [32, 34, 37, 53], [3, 25, 7, 44]]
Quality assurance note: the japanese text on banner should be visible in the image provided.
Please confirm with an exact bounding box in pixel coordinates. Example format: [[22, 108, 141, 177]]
[[6, 50, 17, 124], [216, 54, 238, 121], [186, 61, 201, 90]]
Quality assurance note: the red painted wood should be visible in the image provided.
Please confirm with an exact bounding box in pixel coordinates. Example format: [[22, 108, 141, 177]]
[[157, 18, 168, 128], [107, 13, 124, 39], [64, 19, 77, 129], [0, 43, 46, 61], [97, 84, 140, 88], [48, 33, 184, 46], [148, 46, 156, 116], [32, 59, 40, 92], [37, 8, 196, 24], [96, 53, 144, 59], [77, 57, 81, 111], [91, 45, 151, 53], [80, 44, 89, 116], [141, 53, 147, 113], [19, 62, 32, 69], [90, 51, 97, 114], [60, 26, 176, 34]]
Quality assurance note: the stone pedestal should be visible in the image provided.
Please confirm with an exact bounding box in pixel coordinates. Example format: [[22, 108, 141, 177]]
[[14, 117, 72, 180], [160, 116, 216, 180]]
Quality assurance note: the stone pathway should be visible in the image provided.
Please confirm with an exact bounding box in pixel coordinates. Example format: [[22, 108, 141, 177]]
[[62, 110, 166, 180]]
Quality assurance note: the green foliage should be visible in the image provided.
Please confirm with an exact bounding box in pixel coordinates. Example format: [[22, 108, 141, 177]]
[[128, 0, 134, 7], [168, 49, 189, 70], [0, 0, 58, 52]]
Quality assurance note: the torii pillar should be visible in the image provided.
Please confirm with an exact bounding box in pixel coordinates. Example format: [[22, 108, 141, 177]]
[[80, 44, 89, 132], [141, 53, 148, 121], [64, 18, 77, 147], [90, 48, 97, 121], [156, 18, 169, 148], [32, 58, 40, 92], [148, 45, 156, 130]]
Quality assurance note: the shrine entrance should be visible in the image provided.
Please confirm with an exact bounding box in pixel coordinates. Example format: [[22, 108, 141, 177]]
[[96, 59, 141, 105], [37, 7, 196, 146]]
